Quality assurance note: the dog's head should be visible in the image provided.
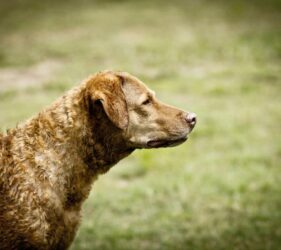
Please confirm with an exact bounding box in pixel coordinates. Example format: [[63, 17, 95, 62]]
[[86, 71, 196, 149]]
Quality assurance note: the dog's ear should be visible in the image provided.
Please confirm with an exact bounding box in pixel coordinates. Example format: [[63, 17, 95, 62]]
[[87, 72, 128, 130]]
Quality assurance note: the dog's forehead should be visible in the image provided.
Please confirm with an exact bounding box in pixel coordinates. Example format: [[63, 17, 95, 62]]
[[118, 72, 153, 95]]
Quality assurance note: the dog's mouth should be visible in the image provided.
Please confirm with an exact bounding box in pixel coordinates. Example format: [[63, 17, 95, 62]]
[[147, 137, 187, 148]]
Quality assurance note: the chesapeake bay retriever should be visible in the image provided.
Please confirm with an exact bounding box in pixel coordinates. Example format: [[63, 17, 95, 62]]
[[0, 71, 197, 249]]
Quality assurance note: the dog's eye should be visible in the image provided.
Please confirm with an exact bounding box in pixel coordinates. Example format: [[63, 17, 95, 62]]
[[142, 98, 151, 105]]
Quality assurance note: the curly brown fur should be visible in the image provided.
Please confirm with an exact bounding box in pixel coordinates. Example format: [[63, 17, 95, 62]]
[[0, 71, 196, 249]]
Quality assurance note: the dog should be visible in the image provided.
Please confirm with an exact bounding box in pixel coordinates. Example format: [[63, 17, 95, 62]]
[[0, 71, 196, 249]]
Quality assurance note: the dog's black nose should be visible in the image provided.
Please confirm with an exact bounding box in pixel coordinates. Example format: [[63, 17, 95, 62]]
[[185, 112, 197, 127]]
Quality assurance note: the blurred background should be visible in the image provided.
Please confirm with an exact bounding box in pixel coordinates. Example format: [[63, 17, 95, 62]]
[[0, 0, 280, 249]]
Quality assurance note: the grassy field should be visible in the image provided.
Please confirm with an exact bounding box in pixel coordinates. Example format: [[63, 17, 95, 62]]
[[0, 0, 281, 249]]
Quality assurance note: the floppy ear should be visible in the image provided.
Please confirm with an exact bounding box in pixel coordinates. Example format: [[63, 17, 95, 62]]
[[88, 73, 129, 130]]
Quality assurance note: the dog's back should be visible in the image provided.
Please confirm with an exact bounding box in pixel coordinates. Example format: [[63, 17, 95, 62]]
[[0, 131, 46, 249], [0, 132, 28, 249]]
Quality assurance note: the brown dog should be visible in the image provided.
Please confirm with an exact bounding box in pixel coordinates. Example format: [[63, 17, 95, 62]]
[[0, 71, 196, 249]]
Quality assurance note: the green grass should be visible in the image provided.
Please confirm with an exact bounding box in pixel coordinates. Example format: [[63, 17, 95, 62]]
[[0, 0, 280, 249]]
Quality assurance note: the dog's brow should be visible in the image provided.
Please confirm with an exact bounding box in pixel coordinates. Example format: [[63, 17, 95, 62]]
[[139, 93, 149, 102], [148, 90, 155, 98]]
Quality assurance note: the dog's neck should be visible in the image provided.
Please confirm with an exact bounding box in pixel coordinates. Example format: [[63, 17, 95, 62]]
[[84, 97, 134, 172], [61, 86, 134, 208]]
